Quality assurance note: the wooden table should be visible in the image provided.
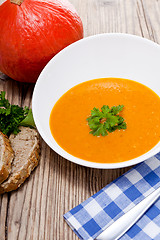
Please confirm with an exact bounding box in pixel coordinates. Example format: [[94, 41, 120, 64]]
[[0, 0, 160, 239]]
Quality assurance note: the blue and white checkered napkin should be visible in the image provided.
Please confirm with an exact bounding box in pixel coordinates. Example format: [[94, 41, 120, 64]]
[[64, 154, 160, 240]]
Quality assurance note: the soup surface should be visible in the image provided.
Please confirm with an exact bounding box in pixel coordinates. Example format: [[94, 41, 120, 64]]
[[50, 78, 160, 163]]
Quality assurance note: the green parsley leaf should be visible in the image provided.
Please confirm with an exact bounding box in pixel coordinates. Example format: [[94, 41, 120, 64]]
[[87, 105, 127, 136], [0, 91, 35, 136], [111, 105, 124, 115]]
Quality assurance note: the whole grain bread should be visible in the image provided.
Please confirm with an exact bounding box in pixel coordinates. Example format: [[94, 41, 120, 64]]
[[0, 132, 14, 184], [0, 127, 40, 194]]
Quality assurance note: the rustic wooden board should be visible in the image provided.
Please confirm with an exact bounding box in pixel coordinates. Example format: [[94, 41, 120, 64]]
[[0, 0, 160, 239]]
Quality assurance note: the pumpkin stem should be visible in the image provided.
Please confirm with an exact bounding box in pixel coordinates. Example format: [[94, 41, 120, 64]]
[[10, 0, 24, 6]]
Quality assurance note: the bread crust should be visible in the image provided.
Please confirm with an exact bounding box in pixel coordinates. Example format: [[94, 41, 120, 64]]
[[0, 127, 40, 194], [0, 132, 14, 184]]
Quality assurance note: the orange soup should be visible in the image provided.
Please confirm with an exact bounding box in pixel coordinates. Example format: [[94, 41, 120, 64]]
[[49, 78, 160, 163]]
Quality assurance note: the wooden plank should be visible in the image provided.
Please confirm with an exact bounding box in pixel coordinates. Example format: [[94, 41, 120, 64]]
[[0, 194, 8, 240], [0, 0, 160, 239]]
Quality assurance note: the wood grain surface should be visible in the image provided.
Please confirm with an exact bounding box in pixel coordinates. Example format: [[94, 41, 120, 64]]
[[0, 0, 160, 239]]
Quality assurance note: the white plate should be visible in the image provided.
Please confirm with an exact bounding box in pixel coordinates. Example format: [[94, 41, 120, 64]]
[[32, 33, 160, 169]]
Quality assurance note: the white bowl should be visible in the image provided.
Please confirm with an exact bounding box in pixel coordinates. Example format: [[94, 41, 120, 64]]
[[32, 33, 160, 169]]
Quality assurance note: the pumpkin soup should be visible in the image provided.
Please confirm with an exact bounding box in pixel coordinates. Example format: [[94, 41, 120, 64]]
[[49, 78, 160, 163]]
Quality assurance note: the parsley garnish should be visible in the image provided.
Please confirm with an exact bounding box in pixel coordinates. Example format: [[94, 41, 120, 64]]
[[87, 105, 127, 136], [0, 91, 35, 136]]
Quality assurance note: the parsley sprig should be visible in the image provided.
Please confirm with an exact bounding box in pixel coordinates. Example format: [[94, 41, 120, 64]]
[[87, 105, 127, 136], [0, 91, 35, 136]]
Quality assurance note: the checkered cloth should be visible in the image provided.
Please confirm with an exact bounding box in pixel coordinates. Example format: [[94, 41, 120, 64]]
[[64, 154, 160, 240]]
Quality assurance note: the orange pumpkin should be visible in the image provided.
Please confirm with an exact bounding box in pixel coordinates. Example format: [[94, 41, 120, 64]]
[[0, 0, 83, 82]]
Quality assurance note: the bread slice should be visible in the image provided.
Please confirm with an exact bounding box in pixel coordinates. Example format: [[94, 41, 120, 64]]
[[0, 132, 14, 184], [0, 127, 40, 194]]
